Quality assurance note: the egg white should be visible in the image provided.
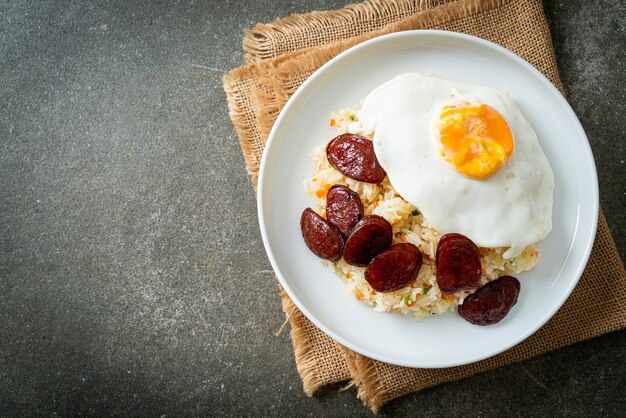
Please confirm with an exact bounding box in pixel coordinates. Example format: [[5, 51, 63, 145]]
[[357, 73, 554, 258]]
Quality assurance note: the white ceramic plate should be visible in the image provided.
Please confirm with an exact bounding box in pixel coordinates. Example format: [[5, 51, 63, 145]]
[[257, 31, 598, 368]]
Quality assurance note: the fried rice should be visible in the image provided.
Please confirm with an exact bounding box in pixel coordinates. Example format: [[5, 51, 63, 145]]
[[304, 107, 539, 319]]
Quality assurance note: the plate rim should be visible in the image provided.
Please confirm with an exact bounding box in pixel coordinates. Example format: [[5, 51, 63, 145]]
[[257, 30, 599, 368]]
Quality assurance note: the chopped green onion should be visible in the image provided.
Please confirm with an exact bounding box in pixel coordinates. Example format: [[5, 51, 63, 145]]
[[411, 210, 420, 216], [423, 287, 430, 295], [402, 295, 413, 305]]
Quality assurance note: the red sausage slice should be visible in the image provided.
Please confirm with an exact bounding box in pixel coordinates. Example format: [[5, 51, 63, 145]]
[[326, 133, 386, 183], [458, 276, 521, 325], [343, 215, 392, 266], [300, 208, 344, 262], [326, 184, 364, 239], [436, 233, 482, 295], [365, 243, 423, 293], [436, 233, 470, 262]]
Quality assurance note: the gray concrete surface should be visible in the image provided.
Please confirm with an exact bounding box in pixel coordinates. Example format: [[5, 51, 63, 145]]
[[0, 0, 624, 416]]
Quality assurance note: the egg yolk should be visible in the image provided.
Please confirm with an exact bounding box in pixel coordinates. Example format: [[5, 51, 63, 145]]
[[435, 101, 514, 179]]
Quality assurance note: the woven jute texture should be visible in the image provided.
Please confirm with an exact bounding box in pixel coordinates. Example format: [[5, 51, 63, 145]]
[[223, 0, 626, 411]]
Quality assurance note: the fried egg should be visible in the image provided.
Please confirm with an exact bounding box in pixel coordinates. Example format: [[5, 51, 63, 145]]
[[357, 73, 554, 258]]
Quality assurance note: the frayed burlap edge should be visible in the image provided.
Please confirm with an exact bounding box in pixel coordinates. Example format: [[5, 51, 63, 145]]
[[343, 347, 386, 412], [280, 287, 324, 395], [244, 0, 458, 62], [223, 46, 336, 187], [223, 66, 265, 188]]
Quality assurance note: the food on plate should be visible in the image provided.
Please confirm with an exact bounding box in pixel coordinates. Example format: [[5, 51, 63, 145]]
[[326, 184, 364, 239], [343, 215, 392, 266], [300, 72, 553, 323], [326, 133, 386, 183], [300, 208, 344, 262], [436, 233, 482, 295], [458, 275, 521, 325], [365, 243, 423, 293]]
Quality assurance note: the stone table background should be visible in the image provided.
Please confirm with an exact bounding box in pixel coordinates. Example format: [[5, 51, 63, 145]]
[[1, 0, 624, 415]]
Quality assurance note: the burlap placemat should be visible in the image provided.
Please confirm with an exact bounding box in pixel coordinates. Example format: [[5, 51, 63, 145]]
[[223, 0, 626, 411]]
